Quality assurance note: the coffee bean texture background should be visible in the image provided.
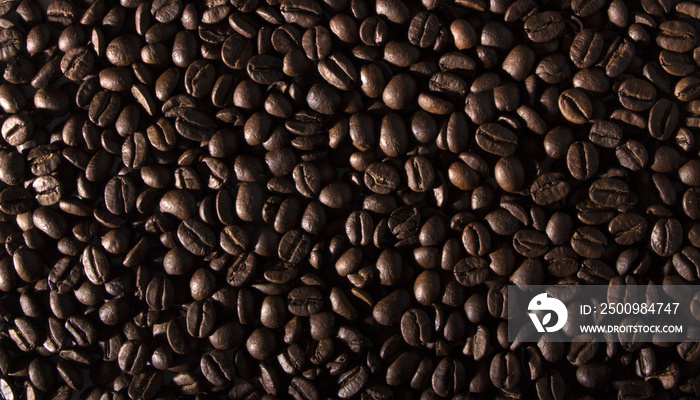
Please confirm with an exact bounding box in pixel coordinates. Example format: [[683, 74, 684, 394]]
[[0, 0, 699, 398]]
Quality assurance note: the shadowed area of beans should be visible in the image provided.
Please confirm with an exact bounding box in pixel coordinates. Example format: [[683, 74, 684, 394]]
[[0, 0, 699, 399]]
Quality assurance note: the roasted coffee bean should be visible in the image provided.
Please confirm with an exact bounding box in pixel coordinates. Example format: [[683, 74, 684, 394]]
[[201, 350, 234, 387], [288, 286, 323, 316], [524, 12, 564, 43], [559, 89, 592, 124], [247, 54, 284, 85], [453, 257, 489, 287], [501, 45, 534, 82], [345, 211, 373, 247], [567, 141, 599, 180], [494, 157, 525, 192], [30, 206, 66, 240], [651, 218, 683, 256], [2, 113, 33, 146], [373, 289, 411, 326], [462, 222, 490, 256], [288, 376, 318, 399], [648, 98, 679, 140], [531, 173, 570, 205], [536, 53, 571, 84], [221, 33, 254, 70], [384, 40, 420, 67], [336, 365, 368, 398], [616, 140, 648, 171], [65, 315, 96, 347], [618, 381, 654, 400], [405, 156, 434, 193], [449, 19, 475, 51], [589, 178, 630, 207], [675, 76, 700, 101], [31, 175, 62, 206], [680, 159, 700, 186], [88, 90, 121, 127], [122, 132, 148, 171], [475, 123, 518, 156], [570, 30, 604, 69], [223, 252, 256, 288], [152, 0, 182, 23], [183, 60, 215, 98], [9, 317, 40, 351], [576, 364, 610, 389], [177, 218, 216, 256], [259, 295, 286, 329], [171, 32, 197, 68], [490, 352, 521, 390], [657, 21, 696, 52], [513, 229, 549, 257], [364, 163, 399, 195], [589, 120, 623, 148], [302, 25, 332, 60], [128, 370, 163, 400], [28, 358, 56, 391], [319, 53, 357, 90], [431, 358, 465, 397], [81, 245, 110, 285], [401, 308, 432, 346], [278, 229, 311, 264], [104, 176, 135, 215], [573, 68, 610, 94], [145, 277, 173, 311], [618, 78, 657, 111], [246, 327, 276, 360], [571, 226, 608, 258], [190, 267, 216, 301], [48, 258, 81, 294], [382, 74, 416, 110], [0, 186, 33, 215], [543, 126, 573, 159], [0, 83, 26, 114], [673, 246, 700, 281], [544, 213, 573, 247], [306, 83, 340, 115], [408, 12, 440, 49], [600, 37, 635, 77], [175, 110, 216, 141], [118, 340, 148, 375], [281, 0, 322, 28], [61, 47, 95, 81], [0, 28, 23, 62], [609, 213, 648, 245]]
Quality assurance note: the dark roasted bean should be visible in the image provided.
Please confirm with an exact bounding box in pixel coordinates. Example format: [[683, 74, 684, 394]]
[[524, 11, 564, 43], [0, 0, 694, 396]]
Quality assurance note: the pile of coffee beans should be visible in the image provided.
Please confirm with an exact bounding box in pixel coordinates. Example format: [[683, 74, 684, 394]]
[[2, 0, 700, 398]]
